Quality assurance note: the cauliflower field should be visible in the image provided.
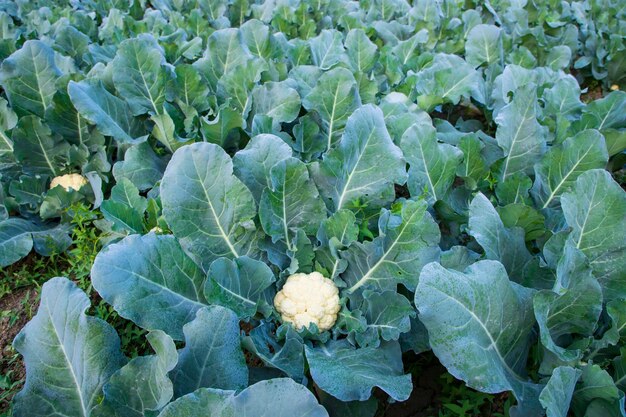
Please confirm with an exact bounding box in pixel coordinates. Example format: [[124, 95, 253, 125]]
[[0, 1, 625, 416]]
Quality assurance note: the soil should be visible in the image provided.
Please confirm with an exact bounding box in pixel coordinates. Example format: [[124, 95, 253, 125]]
[[0, 286, 39, 414]]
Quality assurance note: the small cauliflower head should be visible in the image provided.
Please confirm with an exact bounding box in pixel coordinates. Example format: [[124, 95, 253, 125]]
[[274, 272, 340, 331], [50, 174, 88, 192]]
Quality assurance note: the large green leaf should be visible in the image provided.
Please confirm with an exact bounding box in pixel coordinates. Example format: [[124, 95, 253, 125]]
[[158, 379, 329, 417], [342, 199, 440, 293], [532, 130, 608, 209], [250, 81, 301, 127], [194, 28, 251, 92], [465, 24, 502, 67], [111, 34, 169, 115], [259, 157, 326, 247], [400, 122, 463, 204], [414, 54, 484, 108], [533, 243, 602, 361], [539, 366, 581, 417], [68, 80, 148, 144], [305, 340, 412, 402], [561, 169, 626, 300], [302, 67, 361, 150], [12, 277, 126, 417], [495, 84, 547, 182], [12, 115, 69, 176], [468, 193, 532, 282], [232, 134, 293, 202], [345, 29, 378, 73], [91, 233, 207, 340], [311, 104, 407, 212], [0, 40, 61, 117], [356, 290, 415, 347], [112, 142, 167, 192], [171, 306, 248, 398], [160, 142, 262, 270], [93, 331, 177, 417], [309, 29, 346, 70], [204, 256, 275, 319], [242, 323, 304, 380], [415, 261, 543, 416], [315, 209, 359, 280]]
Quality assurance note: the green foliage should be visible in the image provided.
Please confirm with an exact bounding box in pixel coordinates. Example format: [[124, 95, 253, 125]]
[[0, 1, 624, 417]]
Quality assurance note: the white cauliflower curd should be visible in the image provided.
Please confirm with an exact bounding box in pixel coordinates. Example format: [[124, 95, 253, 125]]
[[274, 272, 340, 331], [50, 174, 88, 192]]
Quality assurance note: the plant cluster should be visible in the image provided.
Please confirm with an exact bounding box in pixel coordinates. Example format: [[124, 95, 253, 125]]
[[0, 0, 625, 417]]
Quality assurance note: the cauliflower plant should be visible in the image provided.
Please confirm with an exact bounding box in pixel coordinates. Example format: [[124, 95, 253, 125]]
[[49, 173, 88, 192], [274, 272, 340, 331]]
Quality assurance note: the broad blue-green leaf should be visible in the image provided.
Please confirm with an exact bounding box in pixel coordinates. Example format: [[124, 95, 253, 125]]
[[468, 193, 532, 282], [100, 178, 147, 234], [240, 19, 272, 59], [343, 199, 440, 293], [571, 365, 622, 416], [0, 219, 69, 269], [414, 54, 484, 109], [305, 340, 412, 402], [158, 379, 329, 417], [113, 142, 167, 192], [161, 142, 262, 269], [194, 28, 251, 91], [250, 81, 301, 127], [561, 169, 626, 300], [91, 233, 207, 340], [496, 203, 546, 242], [111, 34, 169, 115], [495, 172, 533, 205], [400, 122, 463, 204], [465, 24, 502, 67], [217, 57, 266, 114], [309, 29, 345, 70], [171, 306, 248, 398], [68, 80, 148, 144], [12, 115, 69, 176], [345, 29, 378, 73], [533, 243, 602, 361], [12, 277, 126, 417], [539, 366, 581, 417], [315, 209, 359, 280], [200, 105, 244, 148], [356, 290, 415, 347], [603, 129, 626, 157], [456, 134, 488, 190], [242, 322, 304, 380], [311, 104, 407, 212], [576, 91, 626, 131], [302, 67, 361, 150], [495, 84, 547, 182], [415, 261, 543, 416], [532, 130, 608, 209], [545, 46, 571, 70], [232, 134, 293, 202], [259, 157, 326, 247], [94, 331, 177, 417], [45, 90, 91, 144], [0, 97, 16, 167], [172, 64, 211, 114], [440, 246, 481, 271], [0, 40, 61, 117], [204, 256, 275, 319]]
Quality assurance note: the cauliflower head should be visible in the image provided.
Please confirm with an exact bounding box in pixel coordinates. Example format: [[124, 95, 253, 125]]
[[50, 174, 88, 192], [274, 272, 340, 331]]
